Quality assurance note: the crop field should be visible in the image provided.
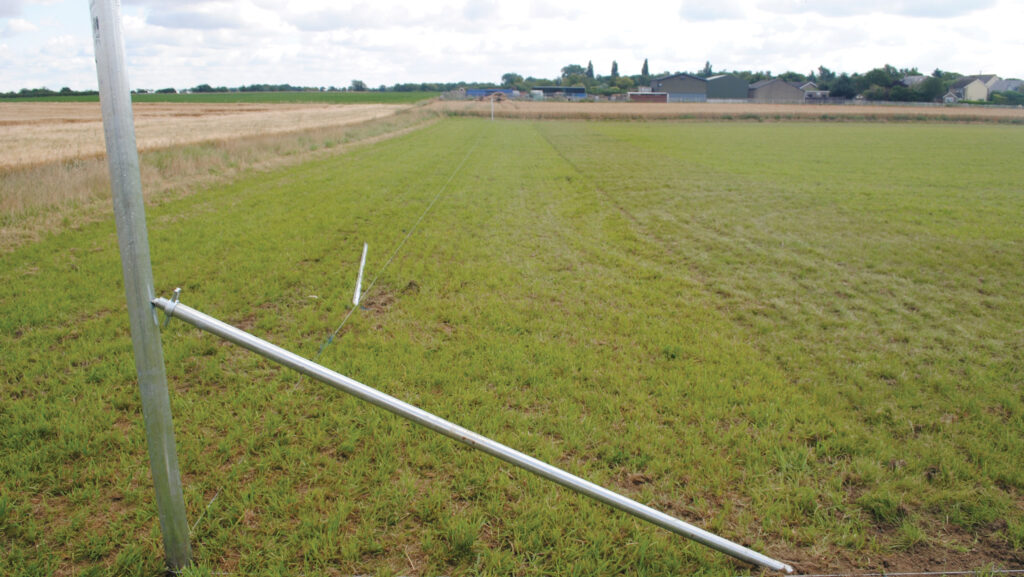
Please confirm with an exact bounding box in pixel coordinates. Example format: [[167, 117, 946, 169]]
[[1, 118, 1022, 576], [0, 102, 416, 169], [1, 91, 440, 105]]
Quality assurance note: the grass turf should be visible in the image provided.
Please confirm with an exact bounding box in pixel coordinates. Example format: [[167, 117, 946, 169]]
[[1, 119, 1022, 576]]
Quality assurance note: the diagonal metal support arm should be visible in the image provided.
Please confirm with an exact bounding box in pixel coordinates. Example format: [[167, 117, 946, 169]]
[[153, 296, 794, 573]]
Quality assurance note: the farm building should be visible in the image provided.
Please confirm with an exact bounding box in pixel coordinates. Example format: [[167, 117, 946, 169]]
[[628, 92, 669, 103], [532, 86, 588, 100], [706, 74, 748, 100], [748, 78, 806, 103], [650, 74, 707, 102]]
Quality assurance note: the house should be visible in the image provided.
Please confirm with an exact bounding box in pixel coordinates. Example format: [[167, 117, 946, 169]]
[[990, 78, 1023, 93], [706, 74, 748, 100], [650, 74, 707, 102], [748, 78, 806, 103], [797, 81, 830, 100], [948, 75, 1002, 101]]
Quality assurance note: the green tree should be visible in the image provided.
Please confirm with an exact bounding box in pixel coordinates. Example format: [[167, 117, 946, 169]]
[[561, 64, 586, 78], [586, 61, 594, 80], [992, 90, 1024, 105], [915, 76, 945, 102], [862, 85, 889, 101], [561, 64, 586, 86], [501, 72, 523, 87], [349, 80, 368, 91], [611, 61, 619, 79], [862, 65, 900, 89], [829, 74, 857, 99], [778, 71, 807, 83], [700, 61, 713, 77], [641, 58, 649, 79], [614, 76, 634, 90]]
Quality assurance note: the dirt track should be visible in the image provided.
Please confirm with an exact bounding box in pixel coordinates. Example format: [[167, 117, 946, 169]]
[[0, 102, 408, 169]]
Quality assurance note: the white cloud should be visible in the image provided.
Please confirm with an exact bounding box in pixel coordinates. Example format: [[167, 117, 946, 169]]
[[2, 18, 37, 36], [282, 4, 421, 32], [529, 2, 582, 20], [462, 0, 499, 21], [147, 6, 247, 30], [679, 0, 745, 21], [758, 0, 996, 18]]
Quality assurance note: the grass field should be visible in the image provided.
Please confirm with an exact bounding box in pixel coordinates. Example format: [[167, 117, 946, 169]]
[[1, 118, 1022, 576], [0, 104, 440, 253], [1, 92, 440, 105]]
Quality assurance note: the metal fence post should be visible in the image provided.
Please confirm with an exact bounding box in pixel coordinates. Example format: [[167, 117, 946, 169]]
[[89, 0, 192, 570]]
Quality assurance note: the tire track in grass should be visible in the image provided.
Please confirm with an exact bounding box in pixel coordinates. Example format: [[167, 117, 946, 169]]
[[529, 120, 830, 564], [533, 120, 1024, 570]]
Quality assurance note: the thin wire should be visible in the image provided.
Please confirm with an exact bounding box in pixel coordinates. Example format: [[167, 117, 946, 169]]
[[188, 489, 220, 536], [304, 133, 483, 372]]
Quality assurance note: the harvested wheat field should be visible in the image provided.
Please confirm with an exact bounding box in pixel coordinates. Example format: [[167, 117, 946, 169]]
[[436, 99, 1024, 122], [0, 102, 410, 169]]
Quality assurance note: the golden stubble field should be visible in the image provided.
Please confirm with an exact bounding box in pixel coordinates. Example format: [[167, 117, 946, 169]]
[[0, 102, 409, 169]]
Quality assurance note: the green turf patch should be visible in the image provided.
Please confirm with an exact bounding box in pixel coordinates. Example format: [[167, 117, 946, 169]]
[[1, 119, 1021, 575]]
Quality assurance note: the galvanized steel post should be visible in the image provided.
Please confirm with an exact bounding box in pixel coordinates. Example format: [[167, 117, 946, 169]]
[[90, 0, 192, 569]]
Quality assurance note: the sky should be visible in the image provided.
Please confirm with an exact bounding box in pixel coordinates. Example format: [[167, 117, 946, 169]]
[[1, 0, 1021, 92]]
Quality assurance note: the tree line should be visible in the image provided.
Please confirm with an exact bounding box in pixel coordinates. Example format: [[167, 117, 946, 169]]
[[498, 61, 1024, 104], [5, 62, 1022, 104]]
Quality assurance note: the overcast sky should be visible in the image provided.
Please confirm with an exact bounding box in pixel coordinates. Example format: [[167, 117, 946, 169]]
[[1, 0, 1021, 92]]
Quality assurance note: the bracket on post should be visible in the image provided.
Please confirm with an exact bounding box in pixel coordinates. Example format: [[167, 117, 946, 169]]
[[162, 287, 182, 328]]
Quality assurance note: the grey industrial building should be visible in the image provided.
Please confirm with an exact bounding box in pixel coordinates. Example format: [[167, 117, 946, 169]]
[[748, 78, 807, 103], [650, 74, 707, 102], [706, 74, 748, 100]]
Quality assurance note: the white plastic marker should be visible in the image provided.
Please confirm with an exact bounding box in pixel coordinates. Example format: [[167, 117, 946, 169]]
[[353, 243, 368, 306]]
